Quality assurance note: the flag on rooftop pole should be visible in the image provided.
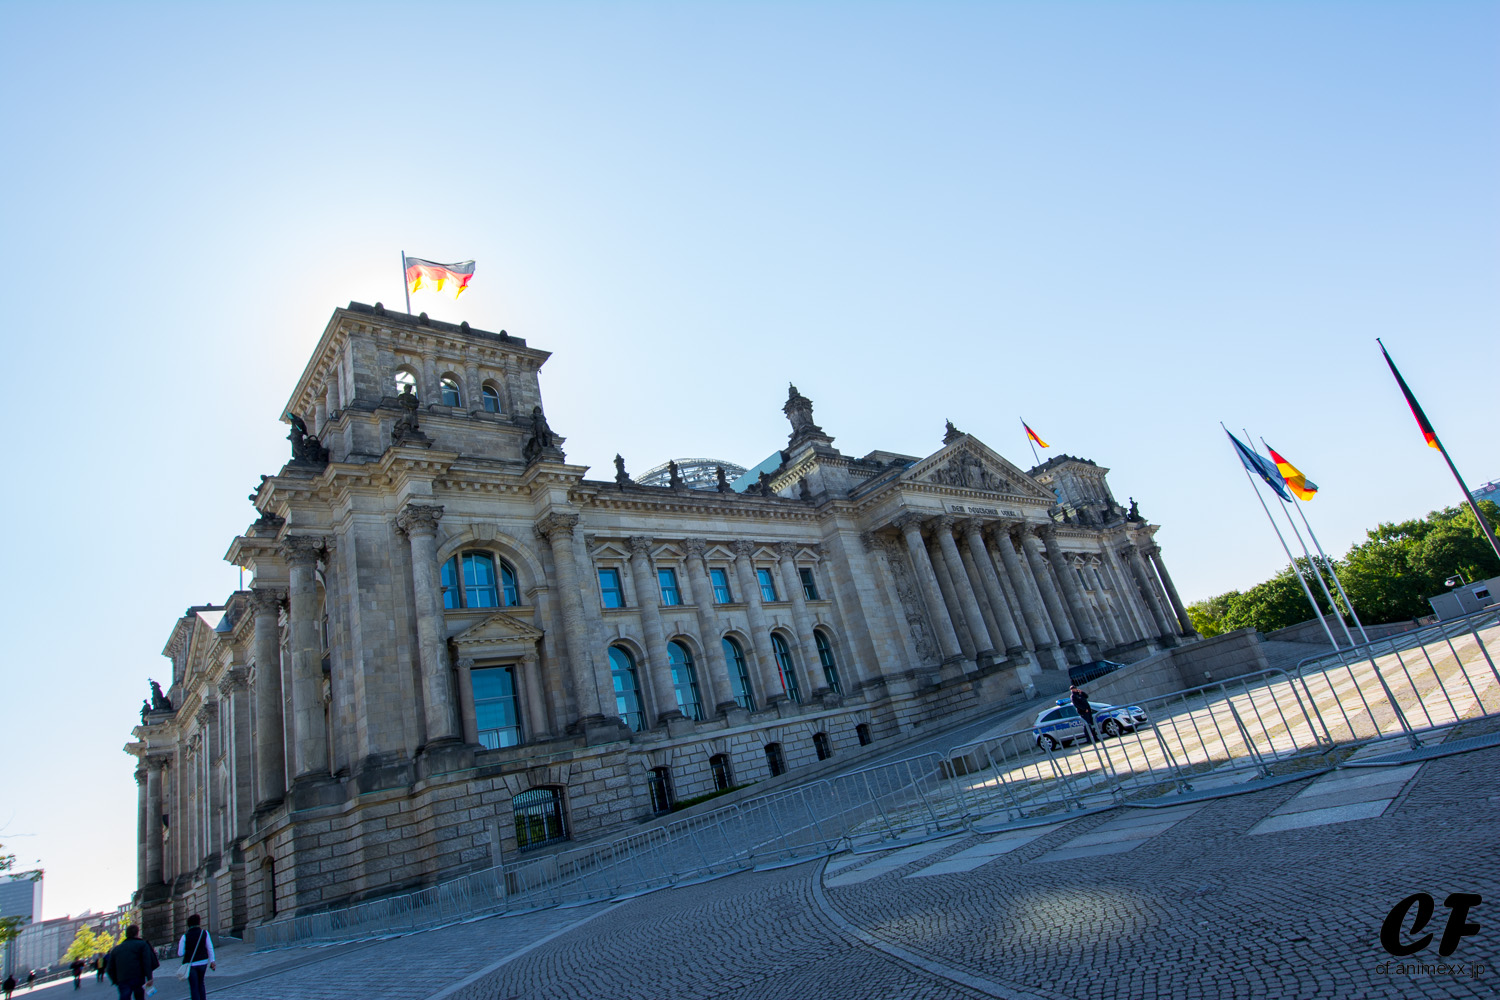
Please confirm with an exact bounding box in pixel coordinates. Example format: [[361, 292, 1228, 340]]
[[1378, 340, 1500, 564], [404, 256, 476, 299], [1021, 419, 1048, 465]]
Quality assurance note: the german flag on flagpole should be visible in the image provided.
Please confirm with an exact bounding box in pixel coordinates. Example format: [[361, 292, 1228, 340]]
[[1379, 339, 1438, 449], [1264, 444, 1319, 501], [405, 257, 476, 299], [1022, 421, 1048, 448]]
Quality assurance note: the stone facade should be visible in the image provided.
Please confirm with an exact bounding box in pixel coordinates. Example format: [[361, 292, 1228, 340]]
[[125, 303, 1197, 941]]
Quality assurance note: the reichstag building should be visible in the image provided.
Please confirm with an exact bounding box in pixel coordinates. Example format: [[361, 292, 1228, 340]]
[[128, 303, 1196, 939]]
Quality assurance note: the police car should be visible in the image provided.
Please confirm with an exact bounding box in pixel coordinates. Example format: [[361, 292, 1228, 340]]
[[1032, 698, 1149, 751]]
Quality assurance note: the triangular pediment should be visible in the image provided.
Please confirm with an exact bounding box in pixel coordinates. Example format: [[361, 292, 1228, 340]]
[[901, 436, 1056, 502], [451, 611, 546, 648]]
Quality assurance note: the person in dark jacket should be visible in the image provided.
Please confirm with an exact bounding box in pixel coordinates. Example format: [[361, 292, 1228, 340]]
[[105, 925, 159, 1000], [1070, 684, 1097, 744], [2, 974, 13, 999], [71, 958, 86, 988]]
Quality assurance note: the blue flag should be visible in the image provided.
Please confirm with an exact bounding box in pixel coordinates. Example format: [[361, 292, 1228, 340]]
[[1226, 429, 1291, 501]]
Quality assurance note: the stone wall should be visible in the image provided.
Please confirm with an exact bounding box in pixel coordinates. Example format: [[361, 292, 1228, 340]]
[[1083, 628, 1269, 705], [1263, 614, 1419, 647]]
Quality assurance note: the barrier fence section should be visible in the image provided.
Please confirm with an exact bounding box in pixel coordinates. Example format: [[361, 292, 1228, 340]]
[[255, 609, 1500, 950]]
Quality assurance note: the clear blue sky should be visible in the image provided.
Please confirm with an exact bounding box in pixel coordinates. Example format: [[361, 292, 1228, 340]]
[[1, 2, 1495, 920]]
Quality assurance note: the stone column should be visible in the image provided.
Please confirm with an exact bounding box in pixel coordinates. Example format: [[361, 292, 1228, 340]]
[[324, 375, 340, 421], [521, 652, 550, 740], [684, 539, 736, 714], [992, 525, 1058, 655], [250, 587, 286, 808], [463, 361, 482, 412], [135, 766, 148, 889], [197, 704, 220, 859], [536, 513, 613, 725], [1085, 558, 1126, 647], [1102, 543, 1151, 642], [893, 514, 964, 664], [628, 536, 683, 725], [986, 536, 1035, 651], [1039, 526, 1101, 647], [1125, 543, 1176, 640], [1022, 528, 1086, 662], [283, 536, 330, 779], [1148, 544, 1196, 636], [958, 520, 1024, 654], [731, 540, 782, 704], [145, 757, 165, 885], [395, 506, 459, 749], [220, 670, 253, 840], [421, 354, 438, 406], [932, 516, 996, 665], [928, 532, 977, 661], [455, 658, 479, 746], [1067, 553, 1109, 647], [777, 543, 826, 693]]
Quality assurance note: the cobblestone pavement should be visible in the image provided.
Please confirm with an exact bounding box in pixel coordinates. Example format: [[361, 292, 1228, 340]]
[[174, 741, 1496, 999]]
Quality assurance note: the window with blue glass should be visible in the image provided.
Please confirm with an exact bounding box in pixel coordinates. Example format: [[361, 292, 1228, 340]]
[[471, 666, 522, 749], [440, 376, 461, 407], [667, 641, 703, 720], [814, 631, 842, 694], [441, 552, 520, 609], [710, 568, 732, 604], [608, 645, 645, 730], [658, 568, 681, 607], [757, 568, 779, 602], [481, 384, 501, 413], [770, 633, 801, 704], [799, 567, 819, 600], [598, 568, 624, 608], [722, 637, 755, 712]]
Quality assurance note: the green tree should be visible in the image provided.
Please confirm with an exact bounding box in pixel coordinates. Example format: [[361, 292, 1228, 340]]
[[62, 925, 98, 963], [1340, 501, 1500, 622], [1187, 591, 1240, 638]]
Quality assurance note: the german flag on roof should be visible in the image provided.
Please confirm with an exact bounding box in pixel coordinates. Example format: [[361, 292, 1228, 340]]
[[405, 257, 475, 298]]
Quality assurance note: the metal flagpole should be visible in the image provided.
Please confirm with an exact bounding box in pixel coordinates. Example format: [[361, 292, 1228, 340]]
[[1245, 430, 1354, 648], [402, 251, 412, 314], [1379, 339, 1500, 564], [1022, 418, 1040, 466], [1224, 425, 1341, 651]]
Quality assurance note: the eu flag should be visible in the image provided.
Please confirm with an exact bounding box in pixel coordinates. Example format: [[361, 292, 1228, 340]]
[[1226, 429, 1292, 501]]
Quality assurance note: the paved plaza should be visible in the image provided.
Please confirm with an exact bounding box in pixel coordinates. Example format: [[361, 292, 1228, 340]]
[[43, 724, 1493, 1000]]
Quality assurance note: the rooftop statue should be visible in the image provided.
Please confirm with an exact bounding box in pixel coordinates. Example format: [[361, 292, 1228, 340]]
[[716, 466, 732, 492], [288, 413, 330, 465], [614, 454, 633, 488], [149, 680, 173, 713]]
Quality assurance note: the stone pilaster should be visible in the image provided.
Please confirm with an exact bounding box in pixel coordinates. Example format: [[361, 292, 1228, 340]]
[[145, 756, 166, 885], [455, 657, 479, 746], [731, 540, 782, 705], [628, 536, 684, 726], [196, 703, 220, 861], [250, 587, 286, 809], [932, 516, 996, 667], [958, 519, 1024, 655], [521, 652, 550, 740], [283, 535, 330, 780], [684, 538, 737, 714], [135, 766, 148, 889], [893, 513, 964, 665], [219, 669, 253, 840], [1148, 544, 1196, 636], [777, 542, 826, 694], [395, 505, 460, 750]]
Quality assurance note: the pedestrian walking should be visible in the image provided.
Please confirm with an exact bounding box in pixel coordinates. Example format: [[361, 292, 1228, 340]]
[[71, 958, 86, 989], [2, 974, 13, 999], [23, 972, 32, 992], [105, 925, 160, 1000], [95, 957, 107, 983], [176, 914, 216, 1000], [1070, 683, 1097, 743]]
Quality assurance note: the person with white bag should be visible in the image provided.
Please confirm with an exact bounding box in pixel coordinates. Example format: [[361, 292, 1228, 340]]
[[176, 915, 216, 1000]]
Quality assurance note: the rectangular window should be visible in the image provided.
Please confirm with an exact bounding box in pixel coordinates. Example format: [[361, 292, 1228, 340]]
[[658, 568, 681, 606], [757, 568, 779, 602], [710, 568, 732, 604], [472, 666, 522, 750], [598, 568, 624, 608], [799, 567, 819, 600]]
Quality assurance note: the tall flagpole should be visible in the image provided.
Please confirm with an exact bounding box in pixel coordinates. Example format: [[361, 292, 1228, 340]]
[[402, 251, 412, 314], [1245, 430, 1354, 648], [1379, 339, 1500, 564], [1224, 425, 1342, 651]]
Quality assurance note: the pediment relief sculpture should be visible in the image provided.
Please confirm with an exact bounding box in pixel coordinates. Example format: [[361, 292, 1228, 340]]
[[925, 450, 1015, 493]]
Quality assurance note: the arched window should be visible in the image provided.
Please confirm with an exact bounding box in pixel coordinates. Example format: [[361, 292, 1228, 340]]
[[770, 633, 801, 704], [394, 369, 417, 398], [722, 637, 755, 711], [441, 552, 520, 609], [609, 646, 645, 731], [667, 641, 703, 721], [440, 376, 461, 407], [647, 766, 674, 814], [709, 753, 733, 791], [814, 631, 842, 695], [481, 384, 501, 414], [813, 731, 833, 761], [764, 742, 786, 777], [512, 787, 567, 850]]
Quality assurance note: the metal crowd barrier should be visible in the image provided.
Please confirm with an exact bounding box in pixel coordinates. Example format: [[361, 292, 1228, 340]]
[[256, 609, 1500, 949]]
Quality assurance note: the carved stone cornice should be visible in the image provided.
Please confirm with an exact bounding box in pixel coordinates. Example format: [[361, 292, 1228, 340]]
[[535, 511, 580, 541], [281, 535, 325, 565], [682, 537, 707, 559], [395, 504, 444, 536], [627, 536, 654, 557]]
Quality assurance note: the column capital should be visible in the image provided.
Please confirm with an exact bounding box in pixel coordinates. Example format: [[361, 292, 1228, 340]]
[[145, 755, 170, 772], [135, 768, 148, 786], [776, 541, 798, 560], [521, 651, 539, 667], [891, 512, 926, 535], [195, 702, 218, 725], [218, 668, 249, 695], [955, 517, 987, 536], [281, 535, 325, 565], [858, 530, 879, 552], [627, 535, 654, 557], [682, 537, 708, 558], [455, 657, 476, 671], [929, 514, 958, 532], [1034, 522, 1058, 539], [396, 504, 444, 536], [250, 587, 285, 614], [535, 511, 580, 541], [731, 539, 756, 558]]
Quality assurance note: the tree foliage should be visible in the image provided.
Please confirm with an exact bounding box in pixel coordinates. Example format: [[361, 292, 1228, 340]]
[[1188, 501, 1500, 634]]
